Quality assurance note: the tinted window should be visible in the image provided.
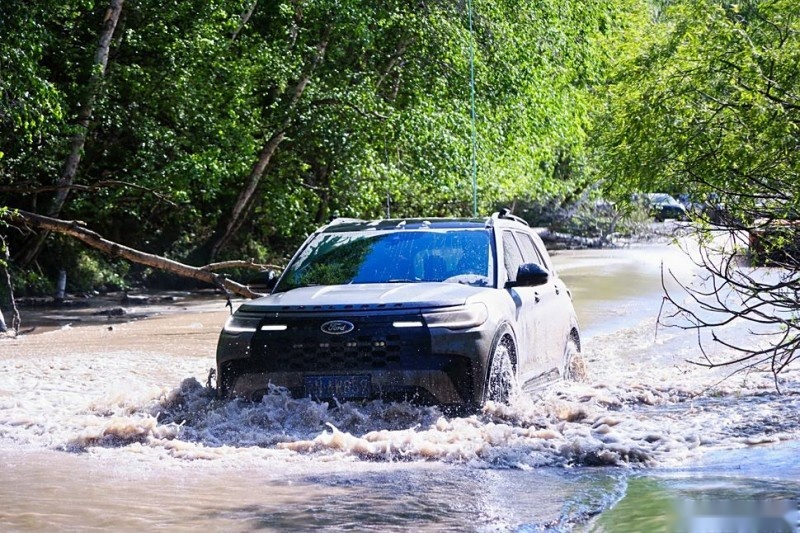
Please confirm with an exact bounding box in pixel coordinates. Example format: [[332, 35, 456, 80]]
[[513, 231, 544, 266], [512, 231, 554, 271], [502, 232, 524, 282]]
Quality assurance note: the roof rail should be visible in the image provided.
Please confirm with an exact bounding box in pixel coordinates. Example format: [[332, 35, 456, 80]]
[[315, 217, 368, 235], [491, 208, 529, 226], [327, 217, 368, 226]]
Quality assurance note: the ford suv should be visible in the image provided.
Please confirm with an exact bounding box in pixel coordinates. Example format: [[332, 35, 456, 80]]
[[215, 210, 582, 410]]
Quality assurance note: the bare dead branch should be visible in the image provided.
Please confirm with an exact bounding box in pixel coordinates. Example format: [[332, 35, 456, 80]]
[[659, 220, 799, 385]]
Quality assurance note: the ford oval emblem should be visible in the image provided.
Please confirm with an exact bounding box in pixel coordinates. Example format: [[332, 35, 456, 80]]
[[320, 320, 355, 335]]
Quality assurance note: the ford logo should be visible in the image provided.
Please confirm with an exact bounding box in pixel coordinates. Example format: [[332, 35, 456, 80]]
[[320, 320, 355, 335]]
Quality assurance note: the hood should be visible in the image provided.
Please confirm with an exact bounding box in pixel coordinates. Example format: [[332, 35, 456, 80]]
[[238, 282, 487, 313]]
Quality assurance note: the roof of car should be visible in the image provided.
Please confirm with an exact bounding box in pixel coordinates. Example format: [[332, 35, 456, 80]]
[[646, 193, 679, 203], [321, 210, 529, 233]]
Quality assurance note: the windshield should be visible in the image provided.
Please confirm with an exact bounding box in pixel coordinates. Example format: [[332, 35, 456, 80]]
[[275, 229, 494, 292]]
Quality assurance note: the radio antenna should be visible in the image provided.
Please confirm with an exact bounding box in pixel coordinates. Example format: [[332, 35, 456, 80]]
[[468, 0, 478, 217]]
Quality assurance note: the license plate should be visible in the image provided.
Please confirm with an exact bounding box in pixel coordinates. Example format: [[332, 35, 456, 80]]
[[304, 375, 371, 400]]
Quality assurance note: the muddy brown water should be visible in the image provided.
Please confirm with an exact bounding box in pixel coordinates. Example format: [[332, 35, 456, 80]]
[[1, 240, 799, 531]]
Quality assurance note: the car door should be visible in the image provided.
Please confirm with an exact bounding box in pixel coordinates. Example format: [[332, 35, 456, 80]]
[[501, 231, 552, 387], [513, 230, 573, 377]]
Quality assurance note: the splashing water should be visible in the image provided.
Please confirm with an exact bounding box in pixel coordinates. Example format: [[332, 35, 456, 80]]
[[6, 354, 793, 471]]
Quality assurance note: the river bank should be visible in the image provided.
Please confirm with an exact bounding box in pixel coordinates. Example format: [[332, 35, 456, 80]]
[[5, 289, 235, 335]]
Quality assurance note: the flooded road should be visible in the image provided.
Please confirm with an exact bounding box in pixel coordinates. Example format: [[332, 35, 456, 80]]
[[1, 242, 799, 531]]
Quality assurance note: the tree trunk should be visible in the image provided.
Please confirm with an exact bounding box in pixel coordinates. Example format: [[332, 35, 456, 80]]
[[4, 210, 264, 299], [1, 265, 21, 335], [231, 0, 258, 41], [202, 28, 331, 262], [208, 129, 286, 261], [0, 236, 20, 334], [16, 0, 125, 266]]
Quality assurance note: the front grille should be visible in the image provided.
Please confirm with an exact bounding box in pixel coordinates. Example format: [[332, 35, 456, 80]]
[[250, 313, 432, 372]]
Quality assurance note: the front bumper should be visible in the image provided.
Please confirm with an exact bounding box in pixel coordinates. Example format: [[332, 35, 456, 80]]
[[216, 310, 496, 406]]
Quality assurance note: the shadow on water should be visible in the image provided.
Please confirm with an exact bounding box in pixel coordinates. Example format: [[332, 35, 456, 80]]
[[199, 467, 630, 531]]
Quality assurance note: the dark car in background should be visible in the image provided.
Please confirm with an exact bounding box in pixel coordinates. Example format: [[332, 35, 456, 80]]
[[643, 193, 689, 222], [216, 210, 582, 410]]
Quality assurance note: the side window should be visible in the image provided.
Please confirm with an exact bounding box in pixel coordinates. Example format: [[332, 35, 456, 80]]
[[502, 232, 524, 282], [531, 233, 554, 271], [513, 231, 543, 266], [515, 231, 555, 271]]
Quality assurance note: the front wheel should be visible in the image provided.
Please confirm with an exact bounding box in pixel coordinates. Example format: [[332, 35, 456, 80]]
[[562, 336, 586, 382], [484, 332, 517, 404]]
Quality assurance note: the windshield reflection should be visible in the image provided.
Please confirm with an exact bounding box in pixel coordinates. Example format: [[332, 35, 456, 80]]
[[276, 229, 494, 292]]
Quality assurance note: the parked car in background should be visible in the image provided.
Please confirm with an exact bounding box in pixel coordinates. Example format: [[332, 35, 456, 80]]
[[642, 193, 689, 222], [216, 210, 582, 411]]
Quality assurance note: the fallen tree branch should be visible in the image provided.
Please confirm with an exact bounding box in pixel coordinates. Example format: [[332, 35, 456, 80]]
[[200, 259, 282, 272], [3, 209, 264, 299]]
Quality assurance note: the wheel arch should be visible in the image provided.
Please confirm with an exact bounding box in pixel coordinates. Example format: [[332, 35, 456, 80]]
[[488, 321, 518, 370], [563, 325, 586, 382], [568, 326, 581, 352], [479, 321, 519, 403]]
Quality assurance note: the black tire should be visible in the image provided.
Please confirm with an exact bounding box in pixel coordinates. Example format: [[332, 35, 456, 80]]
[[563, 334, 586, 382], [484, 330, 517, 404]]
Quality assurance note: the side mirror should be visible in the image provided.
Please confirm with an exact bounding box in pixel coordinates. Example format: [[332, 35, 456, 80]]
[[264, 270, 279, 291], [507, 263, 549, 288]]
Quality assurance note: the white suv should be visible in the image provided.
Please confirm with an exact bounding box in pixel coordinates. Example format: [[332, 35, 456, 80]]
[[216, 210, 582, 410]]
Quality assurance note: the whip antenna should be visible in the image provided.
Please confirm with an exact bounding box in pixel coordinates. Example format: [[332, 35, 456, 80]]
[[468, 0, 478, 217]]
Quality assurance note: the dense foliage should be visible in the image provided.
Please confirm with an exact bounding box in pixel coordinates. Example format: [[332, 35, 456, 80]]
[[595, 0, 799, 215], [3, 1, 798, 288], [593, 0, 800, 377], [2, 0, 640, 292]]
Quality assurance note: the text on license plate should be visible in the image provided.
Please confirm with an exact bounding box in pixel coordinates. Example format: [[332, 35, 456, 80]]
[[304, 375, 371, 400]]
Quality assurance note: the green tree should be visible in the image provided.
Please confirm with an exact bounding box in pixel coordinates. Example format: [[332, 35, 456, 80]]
[[593, 0, 800, 379], [2, 0, 641, 291]]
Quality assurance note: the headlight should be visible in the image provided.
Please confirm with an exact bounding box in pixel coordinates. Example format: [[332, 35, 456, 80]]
[[422, 303, 488, 329], [222, 314, 262, 334]]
